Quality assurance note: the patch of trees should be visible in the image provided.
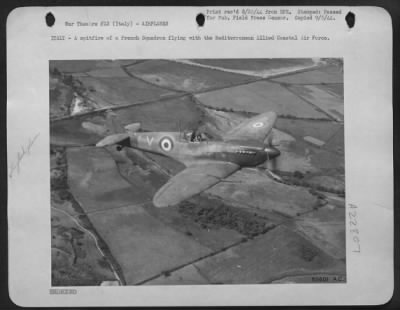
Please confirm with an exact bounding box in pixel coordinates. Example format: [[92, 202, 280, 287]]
[[300, 245, 318, 262], [51, 147, 68, 190], [178, 199, 276, 238], [278, 114, 328, 121]]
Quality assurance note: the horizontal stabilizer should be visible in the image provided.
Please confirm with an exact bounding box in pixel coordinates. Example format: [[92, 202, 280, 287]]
[[96, 133, 130, 147], [124, 123, 141, 132]]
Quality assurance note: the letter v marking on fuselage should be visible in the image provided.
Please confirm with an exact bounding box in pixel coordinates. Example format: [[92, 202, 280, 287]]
[[146, 136, 154, 146]]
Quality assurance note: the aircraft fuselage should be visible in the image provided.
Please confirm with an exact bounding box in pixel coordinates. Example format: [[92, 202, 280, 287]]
[[126, 132, 279, 167]]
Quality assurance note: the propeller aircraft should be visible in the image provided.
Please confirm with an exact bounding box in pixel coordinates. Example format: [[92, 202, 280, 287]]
[[96, 111, 281, 208]]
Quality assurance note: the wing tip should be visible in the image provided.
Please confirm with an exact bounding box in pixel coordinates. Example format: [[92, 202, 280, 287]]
[[152, 197, 172, 208], [96, 137, 108, 147], [152, 181, 175, 208]]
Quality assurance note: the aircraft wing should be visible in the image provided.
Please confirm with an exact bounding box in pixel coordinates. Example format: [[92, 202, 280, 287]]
[[153, 161, 240, 208], [222, 111, 277, 143]]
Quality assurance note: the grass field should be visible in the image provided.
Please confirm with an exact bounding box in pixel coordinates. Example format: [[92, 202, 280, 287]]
[[309, 145, 345, 172], [275, 118, 342, 143], [87, 205, 212, 284], [288, 84, 344, 121], [126, 60, 257, 92], [318, 83, 344, 99], [144, 265, 209, 285], [271, 147, 318, 173], [76, 76, 178, 107], [50, 60, 139, 73], [193, 225, 345, 284], [111, 95, 204, 131], [275, 138, 344, 174], [67, 147, 148, 212], [324, 127, 345, 155], [294, 205, 346, 260], [208, 169, 319, 217], [271, 65, 343, 84], [85, 67, 130, 78]]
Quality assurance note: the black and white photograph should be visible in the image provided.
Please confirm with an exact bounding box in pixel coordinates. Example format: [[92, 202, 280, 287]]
[[7, 5, 394, 307], [49, 58, 346, 286]]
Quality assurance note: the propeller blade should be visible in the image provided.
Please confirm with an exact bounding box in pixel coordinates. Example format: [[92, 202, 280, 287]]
[[271, 157, 277, 171]]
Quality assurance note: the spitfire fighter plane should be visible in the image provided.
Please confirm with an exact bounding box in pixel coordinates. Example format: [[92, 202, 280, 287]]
[[96, 111, 281, 208]]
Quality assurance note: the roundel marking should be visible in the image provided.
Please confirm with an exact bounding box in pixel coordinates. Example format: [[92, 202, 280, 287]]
[[159, 137, 173, 152], [253, 122, 264, 128]]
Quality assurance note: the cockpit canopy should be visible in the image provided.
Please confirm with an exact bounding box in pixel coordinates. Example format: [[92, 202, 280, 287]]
[[183, 130, 209, 142]]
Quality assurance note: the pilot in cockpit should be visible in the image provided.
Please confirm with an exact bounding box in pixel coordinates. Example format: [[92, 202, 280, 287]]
[[184, 129, 207, 142]]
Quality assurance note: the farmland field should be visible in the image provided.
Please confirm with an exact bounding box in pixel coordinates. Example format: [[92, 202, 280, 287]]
[[50, 60, 139, 73], [87, 204, 212, 284], [275, 118, 342, 143], [193, 225, 345, 284], [144, 265, 209, 285], [271, 65, 343, 84], [294, 205, 346, 259], [67, 147, 149, 212], [125, 60, 257, 92], [288, 84, 344, 121], [208, 169, 319, 217], [318, 83, 344, 99], [110, 95, 204, 131], [324, 127, 345, 154], [76, 76, 178, 107]]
